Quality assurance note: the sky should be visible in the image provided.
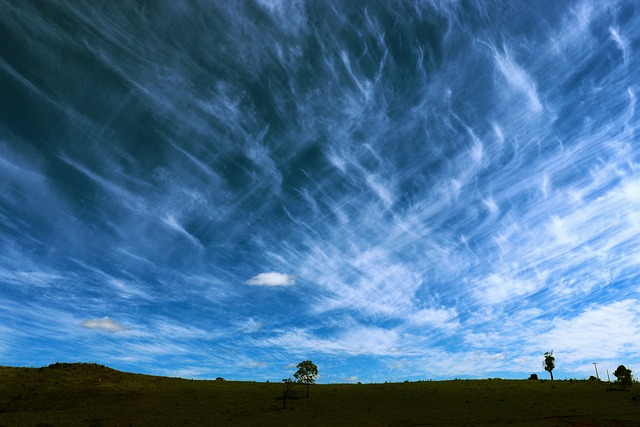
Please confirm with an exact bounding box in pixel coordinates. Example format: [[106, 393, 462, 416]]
[[1, 0, 639, 383]]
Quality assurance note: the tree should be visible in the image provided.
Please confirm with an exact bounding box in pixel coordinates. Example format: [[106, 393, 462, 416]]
[[543, 351, 555, 380], [294, 360, 318, 398], [613, 365, 632, 388], [281, 378, 295, 409]]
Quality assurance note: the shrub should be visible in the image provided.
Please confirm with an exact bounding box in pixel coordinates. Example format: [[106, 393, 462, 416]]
[[528, 374, 538, 380]]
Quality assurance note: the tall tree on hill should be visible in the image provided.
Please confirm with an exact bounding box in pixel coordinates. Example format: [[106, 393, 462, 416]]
[[543, 351, 555, 380], [294, 360, 318, 398]]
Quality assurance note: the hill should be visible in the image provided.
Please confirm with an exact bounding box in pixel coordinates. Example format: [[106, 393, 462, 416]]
[[1, 363, 639, 426]]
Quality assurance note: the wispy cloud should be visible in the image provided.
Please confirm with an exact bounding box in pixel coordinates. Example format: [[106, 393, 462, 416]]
[[236, 318, 263, 333], [535, 299, 640, 363], [1, 0, 639, 382], [259, 325, 406, 357], [473, 273, 540, 306], [608, 27, 629, 65], [408, 308, 460, 333], [491, 45, 543, 113], [163, 214, 203, 247], [303, 245, 424, 317]]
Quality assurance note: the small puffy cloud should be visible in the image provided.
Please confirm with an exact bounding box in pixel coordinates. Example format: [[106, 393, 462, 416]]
[[245, 272, 295, 287], [82, 317, 127, 332]]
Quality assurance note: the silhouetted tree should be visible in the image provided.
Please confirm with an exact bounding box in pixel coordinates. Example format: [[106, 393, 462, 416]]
[[543, 351, 555, 380], [281, 378, 295, 409], [528, 373, 538, 380], [294, 360, 318, 398], [613, 365, 632, 388]]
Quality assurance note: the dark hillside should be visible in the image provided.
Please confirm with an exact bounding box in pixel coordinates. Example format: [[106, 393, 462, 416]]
[[1, 364, 639, 426]]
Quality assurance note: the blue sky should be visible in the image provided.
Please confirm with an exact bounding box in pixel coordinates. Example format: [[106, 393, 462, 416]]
[[1, 0, 639, 383]]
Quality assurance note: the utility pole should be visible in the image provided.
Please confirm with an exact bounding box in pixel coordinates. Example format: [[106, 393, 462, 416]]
[[593, 362, 599, 380]]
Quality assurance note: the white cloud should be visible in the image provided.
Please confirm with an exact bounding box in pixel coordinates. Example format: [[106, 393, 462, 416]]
[[0, 269, 62, 287], [238, 318, 263, 333], [245, 272, 295, 286], [259, 325, 406, 357], [493, 45, 543, 113], [58, 152, 144, 213], [156, 367, 215, 379], [482, 196, 499, 217], [535, 299, 640, 363], [383, 349, 512, 380], [608, 27, 629, 65], [4, 0, 639, 383], [120, 341, 190, 358], [409, 308, 460, 332], [493, 172, 640, 300], [366, 174, 394, 207], [456, 299, 640, 378], [108, 278, 151, 300], [153, 320, 208, 339], [473, 273, 539, 305], [81, 317, 127, 332], [163, 214, 202, 247], [304, 245, 425, 317], [546, 215, 578, 246], [468, 130, 484, 164]]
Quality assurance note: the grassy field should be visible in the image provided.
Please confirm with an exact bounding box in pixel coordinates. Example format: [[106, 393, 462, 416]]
[[1, 363, 639, 426]]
